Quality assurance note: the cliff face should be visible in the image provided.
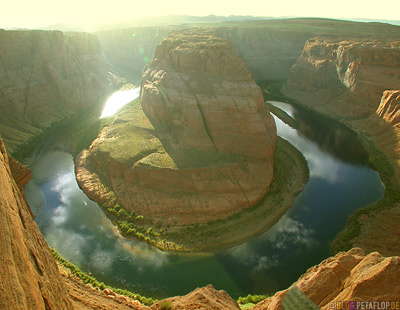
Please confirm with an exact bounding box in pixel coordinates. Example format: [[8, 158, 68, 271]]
[[76, 33, 276, 230], [0, 136, 73, 310], [0, 29, 122, 153], [96, 25, 310, 82], [96, 27, 170, 80], [253, 248, 400, 310], [214, 27, 311, 80], [283, 38, 400, 119]]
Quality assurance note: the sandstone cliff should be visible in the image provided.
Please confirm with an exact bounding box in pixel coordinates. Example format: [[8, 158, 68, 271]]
[[1, 133, 400, 308], [0, 29, 121, 153], [0, 136, 73, 309], [76, 33, 277, 247], [282, 38, 400, 119], [282, 36, 400, 255], [253, 248, 400, 310], [96, 19, 400, 84]]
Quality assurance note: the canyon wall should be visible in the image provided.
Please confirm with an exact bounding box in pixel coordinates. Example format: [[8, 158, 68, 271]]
[[0, 29, 122, 153], [95, 21, 315, 82], [96, 19, 400, 84], [282, 37, 400, 181], [1, 134, 400, 309], [282, 38, 400, 119], [76, 32, 277, 228], [253, 248, 400, 310], [0, 136, 73, 310]]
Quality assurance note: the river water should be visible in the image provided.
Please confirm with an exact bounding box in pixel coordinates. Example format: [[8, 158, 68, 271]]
[[24, 98, 384, 299]]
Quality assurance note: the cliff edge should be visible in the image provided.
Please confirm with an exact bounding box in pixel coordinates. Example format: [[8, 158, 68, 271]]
[[0, 30, 122, 154], [76, 32, 279, 250]]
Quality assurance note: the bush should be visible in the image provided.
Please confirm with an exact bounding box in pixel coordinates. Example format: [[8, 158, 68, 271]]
[[159, 300, 173, 310]]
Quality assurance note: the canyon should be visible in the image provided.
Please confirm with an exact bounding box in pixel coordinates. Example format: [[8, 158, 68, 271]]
[[75, 32, 304, 251], [0, 30, 121, 154], [1, 17, 400, 309], [1, 135, 400, 309]]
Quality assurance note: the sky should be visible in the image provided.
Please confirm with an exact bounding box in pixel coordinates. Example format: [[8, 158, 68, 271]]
[[2, 0, 400, 30]]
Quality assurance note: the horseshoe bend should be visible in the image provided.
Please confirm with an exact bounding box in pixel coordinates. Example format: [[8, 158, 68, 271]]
[[75, 32, 309, 251]]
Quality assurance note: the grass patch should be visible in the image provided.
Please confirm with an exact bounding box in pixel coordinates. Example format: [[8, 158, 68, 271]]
[[50, 247, 156, 306], [237, 294, 269, 305]]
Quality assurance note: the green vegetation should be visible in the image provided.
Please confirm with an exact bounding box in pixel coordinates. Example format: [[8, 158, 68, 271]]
[[159, 300, 173, 310], [331, 134, 400, 253], [163, 137, 309, 251], [100, 197, 185, 251], [50, 247, 156, 306], [237, 294, 269, 305]]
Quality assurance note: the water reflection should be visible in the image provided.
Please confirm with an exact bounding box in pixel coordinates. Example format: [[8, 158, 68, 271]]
[[100, 87, 140, 118], [27, 101, 384, 299], [269, 101, 369, 165]]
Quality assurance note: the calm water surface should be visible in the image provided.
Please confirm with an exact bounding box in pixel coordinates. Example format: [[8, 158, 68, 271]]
[[25, 99, 384, 299]]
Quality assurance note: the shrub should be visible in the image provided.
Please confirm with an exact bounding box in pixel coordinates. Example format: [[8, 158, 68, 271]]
[[159, 300, 173, 310]]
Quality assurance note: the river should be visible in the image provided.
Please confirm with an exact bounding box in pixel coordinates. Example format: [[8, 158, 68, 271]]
[[24, 96, 385, 299]]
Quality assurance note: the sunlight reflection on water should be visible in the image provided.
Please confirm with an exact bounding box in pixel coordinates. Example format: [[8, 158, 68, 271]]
[[100, 87, 141, 118]]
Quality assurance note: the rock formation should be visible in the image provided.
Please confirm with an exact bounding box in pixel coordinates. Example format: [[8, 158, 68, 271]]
[[76, 33, 276, 230], [283, 38, 400, 119], [151, 285, 240, 310], [0, 136, 73, 309], [2, 134, 400, 309], [253, 248, 400, 310], [282, 36, 400, 256], [0, 29, 122, 153]]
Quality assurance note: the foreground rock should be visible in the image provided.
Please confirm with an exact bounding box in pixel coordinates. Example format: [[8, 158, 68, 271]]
[[253, 248, 400, 310], [0, 136, 73, 309], [152, 285, 240, 310], [0, 29, 121, 154], [76, 33, 277, 245]]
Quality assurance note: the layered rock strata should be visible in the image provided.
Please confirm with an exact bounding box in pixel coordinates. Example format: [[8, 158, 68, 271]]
[[283, 37, 400, 254], [0, 136, 73, 310], [0, 29, 121, 153], [77, 33, 276, 227], [283, 38, 400, 119], [253, 248, 400, 310]]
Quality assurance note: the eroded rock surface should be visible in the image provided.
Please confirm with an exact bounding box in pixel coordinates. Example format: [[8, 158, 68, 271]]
[[77, 33, 276, 228], [253, 248, 400, 310], [0, 29, 121, 153], [283, 38, 400, 119], [0, 136, 73, 310], [151, 285, 240, 310]]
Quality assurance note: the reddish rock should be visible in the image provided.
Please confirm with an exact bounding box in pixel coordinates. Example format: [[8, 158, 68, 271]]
[[377, 90, 400, 125], [252, 248, 400, 310], [283, 38, 400, 119], [76, 33, 276, 228], [0, 136, 73, 310], [0, 29, 122, 153], [151, 284, 240, 310]]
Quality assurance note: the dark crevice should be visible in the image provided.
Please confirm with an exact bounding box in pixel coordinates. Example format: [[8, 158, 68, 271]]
[[30, 250, 44, 276], [42, 295, 51, 310], [193, 95, 219, 152], [18, 208, 27, 230]]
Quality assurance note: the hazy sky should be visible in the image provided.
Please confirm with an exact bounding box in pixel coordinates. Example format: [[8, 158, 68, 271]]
[[2, 0, 400, 29]]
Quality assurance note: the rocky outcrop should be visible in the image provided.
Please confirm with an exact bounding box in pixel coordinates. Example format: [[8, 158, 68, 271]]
[[377, 90, 400, 125], [283, 38, 400, 119], [253, 248, 400, 310], [77, 33, 276, 230], [0, 29, 122, 153], [151, 285, 240, 310], [282, 37, 400, 253], [0, 136, 73, 309]]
